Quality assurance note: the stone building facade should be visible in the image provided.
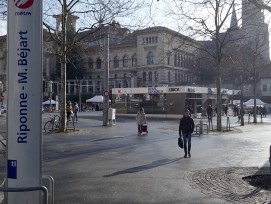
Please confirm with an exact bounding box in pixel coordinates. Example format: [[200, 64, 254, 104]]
[[0, 0, 269, 104]]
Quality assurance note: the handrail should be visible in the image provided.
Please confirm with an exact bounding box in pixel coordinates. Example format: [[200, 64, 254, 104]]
[[0, 186, 48, 204], [42, 175, 55, 204]]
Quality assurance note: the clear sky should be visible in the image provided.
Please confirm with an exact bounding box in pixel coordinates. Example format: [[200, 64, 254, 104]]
[[0, 0, 270, 41]]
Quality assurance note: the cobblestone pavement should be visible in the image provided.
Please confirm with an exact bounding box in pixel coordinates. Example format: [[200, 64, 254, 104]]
[[184, 167, 271, 204]]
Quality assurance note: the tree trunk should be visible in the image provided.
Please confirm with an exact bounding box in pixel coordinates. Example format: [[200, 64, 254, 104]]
[[240, 82, 244, 126], [253, 77, 257, 123], [59, 2, 68, 132], [59, 59, 67, 132], [216, 67, 222, 131]]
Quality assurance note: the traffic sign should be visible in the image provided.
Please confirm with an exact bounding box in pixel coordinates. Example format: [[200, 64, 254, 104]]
[[104, 91, 109, 97]]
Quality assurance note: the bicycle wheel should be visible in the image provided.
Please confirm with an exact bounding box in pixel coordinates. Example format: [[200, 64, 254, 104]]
[[44, 121, 54, 132]]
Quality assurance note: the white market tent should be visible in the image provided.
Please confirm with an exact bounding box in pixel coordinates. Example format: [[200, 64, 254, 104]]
[[243, 98, 266, 106], [42, 99, 56, 105], [86, 95, 111, 103], [86, 95, 104, 103]]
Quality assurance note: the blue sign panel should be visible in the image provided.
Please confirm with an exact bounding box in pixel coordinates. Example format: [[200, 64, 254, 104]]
[[8, 160, 17, 179]]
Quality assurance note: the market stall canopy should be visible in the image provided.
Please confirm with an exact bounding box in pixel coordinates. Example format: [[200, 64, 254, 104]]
[[42, 99, 56, 105], [86, 95, 111, 103], [243, 98, 266, 106], [86, 95, 103, 103]]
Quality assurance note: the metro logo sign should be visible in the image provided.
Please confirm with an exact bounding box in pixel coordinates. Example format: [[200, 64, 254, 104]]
[[15, 0, 34, 9]]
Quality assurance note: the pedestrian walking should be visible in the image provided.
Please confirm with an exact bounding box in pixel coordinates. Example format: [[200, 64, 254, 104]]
[[206, 104, 213, 119], [179, 109, 195, 158], [224, 105, 228, 116], [73, 102, 79, 122], [66, 101, 73, 121], [136, 108, 147, 135]]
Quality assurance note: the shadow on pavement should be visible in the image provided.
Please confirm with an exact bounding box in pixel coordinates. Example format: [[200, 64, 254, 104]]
[[103, 157, 182, 177]]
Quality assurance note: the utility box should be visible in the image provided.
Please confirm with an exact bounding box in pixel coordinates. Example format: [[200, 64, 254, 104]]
[[108, 108, 116, 125]]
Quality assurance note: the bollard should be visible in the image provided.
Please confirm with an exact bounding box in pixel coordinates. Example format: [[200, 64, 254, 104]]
[[200, 120, 203, 135], [248, 113, 250, 123], [261, 114, 263, 123]]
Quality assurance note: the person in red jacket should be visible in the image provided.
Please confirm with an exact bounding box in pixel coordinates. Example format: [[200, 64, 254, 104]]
[[179, 109, 195, 158]]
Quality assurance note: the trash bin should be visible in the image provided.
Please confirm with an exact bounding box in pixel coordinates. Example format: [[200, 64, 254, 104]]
[[108, 108, 116, 125]]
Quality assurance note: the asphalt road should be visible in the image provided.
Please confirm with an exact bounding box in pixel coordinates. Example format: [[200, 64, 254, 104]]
[[1, 112, 270, 203]]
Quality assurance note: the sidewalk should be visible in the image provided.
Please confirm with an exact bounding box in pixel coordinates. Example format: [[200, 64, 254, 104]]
[[0, 113, 270, 203]]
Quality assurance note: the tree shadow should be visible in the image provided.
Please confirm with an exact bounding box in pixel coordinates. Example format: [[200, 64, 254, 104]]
[[103, 157, 182, 177]]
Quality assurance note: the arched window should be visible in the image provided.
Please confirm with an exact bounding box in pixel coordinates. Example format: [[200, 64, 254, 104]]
[[148, 72, 152, 82], [88, 58, 93, 69], [113, 56, 119, 68], [147, 51, 154, 65], [96, 57, 101, 69], [123, 55, 128, 67], [143, 72, 147, 82], [132, 54, 137, 67]]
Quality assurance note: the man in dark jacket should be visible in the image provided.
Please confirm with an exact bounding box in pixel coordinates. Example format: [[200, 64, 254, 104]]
[[179, 109, 195, 158]]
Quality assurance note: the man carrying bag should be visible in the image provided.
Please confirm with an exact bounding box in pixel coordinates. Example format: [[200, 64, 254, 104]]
[[179, 109, 195, 158]]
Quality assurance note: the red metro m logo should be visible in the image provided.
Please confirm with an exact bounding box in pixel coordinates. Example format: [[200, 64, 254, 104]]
[[15, 0, 34, 9]]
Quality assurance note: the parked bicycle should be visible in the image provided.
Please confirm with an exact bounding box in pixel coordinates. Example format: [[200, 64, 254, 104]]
[[44, 114, 60, 132]]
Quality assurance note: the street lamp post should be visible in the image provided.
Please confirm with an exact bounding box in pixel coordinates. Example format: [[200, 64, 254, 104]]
[[48, 80, 53, 112]]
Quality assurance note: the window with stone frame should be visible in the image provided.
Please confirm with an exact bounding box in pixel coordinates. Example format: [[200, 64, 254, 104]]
[[262, 84, 267, 92], [167, 54, 171, 65], [123, 55, 129, 67], [132, 54, 137, 67], [96, 57, 101, 69], [148, 72, 152, 82], [168, 71, 171, 82], [143, 72, 147, 82], [88, 58, 93, 69], [155, 71, 158, 82], [147, 51, 154, 65], [178, 54, 181, 67], [174, 53, 177, 66], [113, 56, 119, 68]]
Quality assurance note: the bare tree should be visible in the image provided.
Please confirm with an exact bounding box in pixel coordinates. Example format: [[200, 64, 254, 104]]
[[43, 0, 144, 132], [166, 0, 241, 131], [239, 39, 270, 123]]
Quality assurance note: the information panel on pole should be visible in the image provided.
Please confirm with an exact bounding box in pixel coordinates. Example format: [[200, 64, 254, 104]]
[[7, 0, 42, 203]]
